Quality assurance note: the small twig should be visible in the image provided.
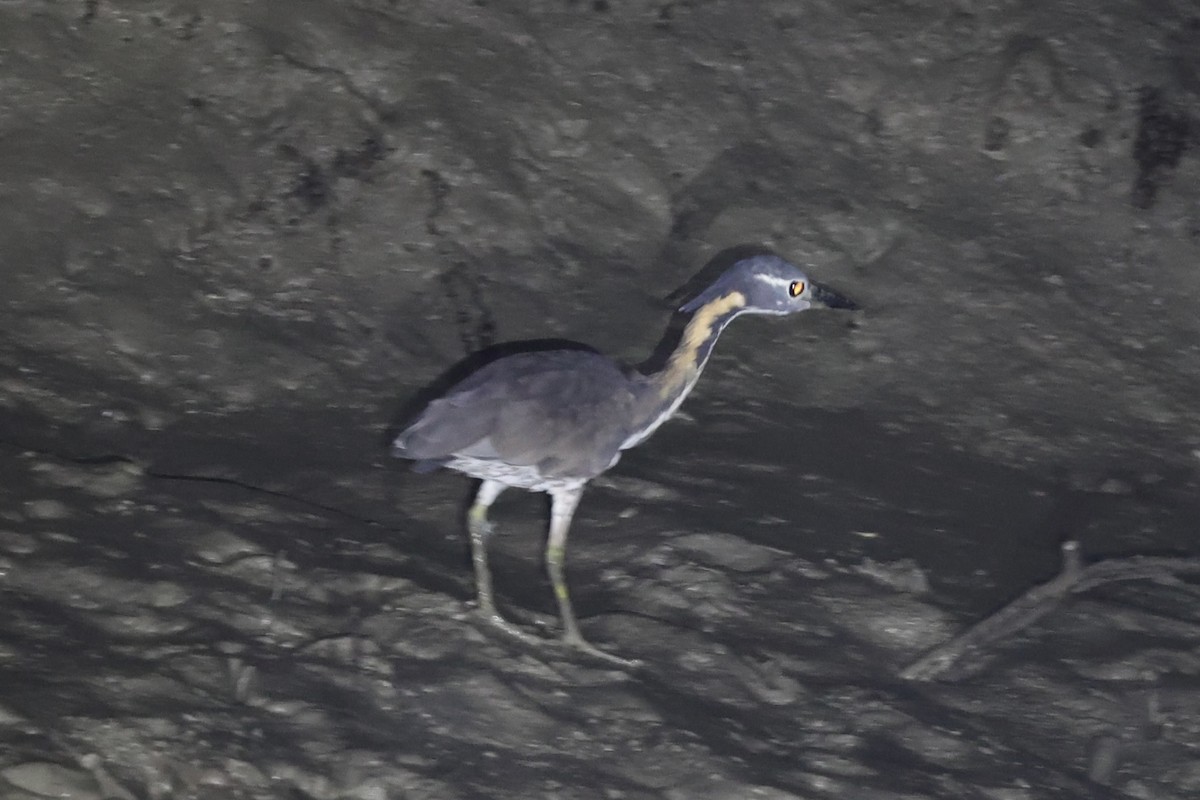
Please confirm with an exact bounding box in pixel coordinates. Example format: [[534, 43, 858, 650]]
[[902, 541, 1200, 682]]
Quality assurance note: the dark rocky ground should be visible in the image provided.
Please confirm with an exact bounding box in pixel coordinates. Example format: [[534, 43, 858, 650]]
[[1, 1, 1199, 798]]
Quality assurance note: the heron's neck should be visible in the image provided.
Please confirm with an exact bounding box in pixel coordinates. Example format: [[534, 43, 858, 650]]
[[623, 292, 746, 449]]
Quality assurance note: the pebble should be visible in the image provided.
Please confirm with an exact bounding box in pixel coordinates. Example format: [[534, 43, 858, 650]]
[[1, 762, 101, 799], [671, 532, 780, 572], [0, 530, 38, 554], [23, 500, 71, 520]]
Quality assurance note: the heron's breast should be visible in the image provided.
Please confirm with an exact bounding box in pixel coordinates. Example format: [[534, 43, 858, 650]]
[[444, 456, 590, 493]]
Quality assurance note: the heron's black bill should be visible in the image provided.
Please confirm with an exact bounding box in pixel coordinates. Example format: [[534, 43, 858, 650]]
[[812, 283, 858, 311]]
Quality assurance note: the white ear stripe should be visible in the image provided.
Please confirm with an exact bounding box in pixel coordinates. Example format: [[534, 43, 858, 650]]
[[754, 273, 803, 290]]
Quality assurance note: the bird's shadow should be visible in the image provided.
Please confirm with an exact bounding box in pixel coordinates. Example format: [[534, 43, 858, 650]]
[[383, 244, 780, 446]]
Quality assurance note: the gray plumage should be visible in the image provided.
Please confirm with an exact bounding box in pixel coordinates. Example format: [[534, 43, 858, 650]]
[[395, 350, 640, 482]]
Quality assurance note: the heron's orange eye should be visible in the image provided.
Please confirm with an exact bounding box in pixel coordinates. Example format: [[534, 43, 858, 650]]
[[789, 281, 805, 298]]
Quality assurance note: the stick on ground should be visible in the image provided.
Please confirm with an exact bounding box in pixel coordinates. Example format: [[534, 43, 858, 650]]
[[902, 541, 1200, 682]]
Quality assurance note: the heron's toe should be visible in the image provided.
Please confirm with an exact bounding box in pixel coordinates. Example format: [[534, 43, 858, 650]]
[[563, 633, 641, 669]]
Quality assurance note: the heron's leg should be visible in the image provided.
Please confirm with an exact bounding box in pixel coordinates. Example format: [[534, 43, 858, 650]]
[[546, 486, 639, 668], [467, 483, 554, 645], [546, 486, 585, 643], [468, 480, 508, 624]]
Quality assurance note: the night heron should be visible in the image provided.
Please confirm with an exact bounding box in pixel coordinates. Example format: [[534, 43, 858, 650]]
[[392, 254, 857, 665]]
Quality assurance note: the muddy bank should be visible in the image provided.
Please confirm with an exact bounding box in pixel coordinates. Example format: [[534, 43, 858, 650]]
[[1, 1, 1198, 798]]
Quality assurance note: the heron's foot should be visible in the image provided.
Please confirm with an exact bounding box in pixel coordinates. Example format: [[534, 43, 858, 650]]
[[475, 607, 639, 669], [475, 605, 547, 647], [563, 632, 642, 670]]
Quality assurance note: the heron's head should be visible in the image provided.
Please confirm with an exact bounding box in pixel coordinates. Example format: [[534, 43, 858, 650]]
[[679, 254, 857, 317]]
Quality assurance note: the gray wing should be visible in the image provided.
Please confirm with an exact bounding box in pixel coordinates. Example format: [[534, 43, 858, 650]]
[[393, 350, 637, 479]]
